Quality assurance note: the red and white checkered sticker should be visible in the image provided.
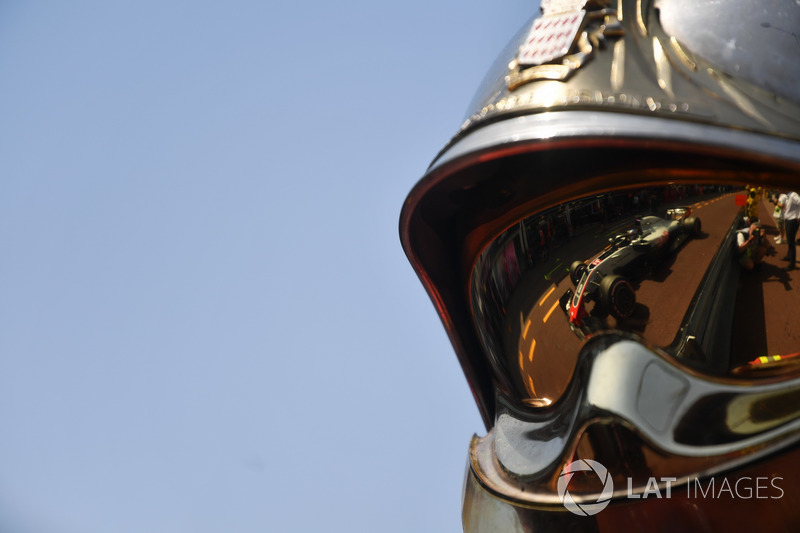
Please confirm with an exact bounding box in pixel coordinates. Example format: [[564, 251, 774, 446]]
[[517, 11, 586, 66]]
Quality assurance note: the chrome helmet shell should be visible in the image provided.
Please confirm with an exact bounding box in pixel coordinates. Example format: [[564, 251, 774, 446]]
[[400, 0, 800, 530]]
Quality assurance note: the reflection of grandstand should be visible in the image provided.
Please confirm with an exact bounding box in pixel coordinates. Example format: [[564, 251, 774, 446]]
[[501, 186, 730, 275]]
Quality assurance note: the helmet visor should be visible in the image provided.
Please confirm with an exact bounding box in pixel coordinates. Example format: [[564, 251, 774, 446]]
[[465, 143, 800, 407]]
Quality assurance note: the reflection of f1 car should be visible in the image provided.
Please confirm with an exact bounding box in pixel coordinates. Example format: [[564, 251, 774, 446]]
[[561, 208, 702, 333]]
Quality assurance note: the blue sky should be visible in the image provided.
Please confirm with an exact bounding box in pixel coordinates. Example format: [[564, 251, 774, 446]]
[[0, 2, 533, 531]]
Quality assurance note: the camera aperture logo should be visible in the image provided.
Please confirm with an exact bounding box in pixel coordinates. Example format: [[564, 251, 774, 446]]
[[557, 460, 614, 516]]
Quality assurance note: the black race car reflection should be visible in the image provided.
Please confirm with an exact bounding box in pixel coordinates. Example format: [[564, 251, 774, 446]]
[[562, 208, 702, 336]]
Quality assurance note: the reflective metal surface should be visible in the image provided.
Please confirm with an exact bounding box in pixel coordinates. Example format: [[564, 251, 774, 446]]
[[400, 0, 800, 428], [657, 0, 800, 107], [450, 0, 800, 159], [473, 336, 800, 494], [464, 449, 800, 531], [398, 0, 800, 530]]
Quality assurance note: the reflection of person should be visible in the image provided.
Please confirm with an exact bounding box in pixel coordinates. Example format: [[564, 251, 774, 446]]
[[737, 222, 768, 270], [745, 188, 759, 223], [782, 191, 800, 271], [773, 192, 787, 244]]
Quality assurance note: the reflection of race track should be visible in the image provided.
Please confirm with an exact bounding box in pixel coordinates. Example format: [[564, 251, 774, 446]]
[[510, 193, 740, 402]]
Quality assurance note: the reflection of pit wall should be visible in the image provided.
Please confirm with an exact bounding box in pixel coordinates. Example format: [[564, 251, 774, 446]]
[[472, 225, 517, 378], [673, 210, 745, 373], [472, 199, 595, 386], [472, 215, 556, 386]]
